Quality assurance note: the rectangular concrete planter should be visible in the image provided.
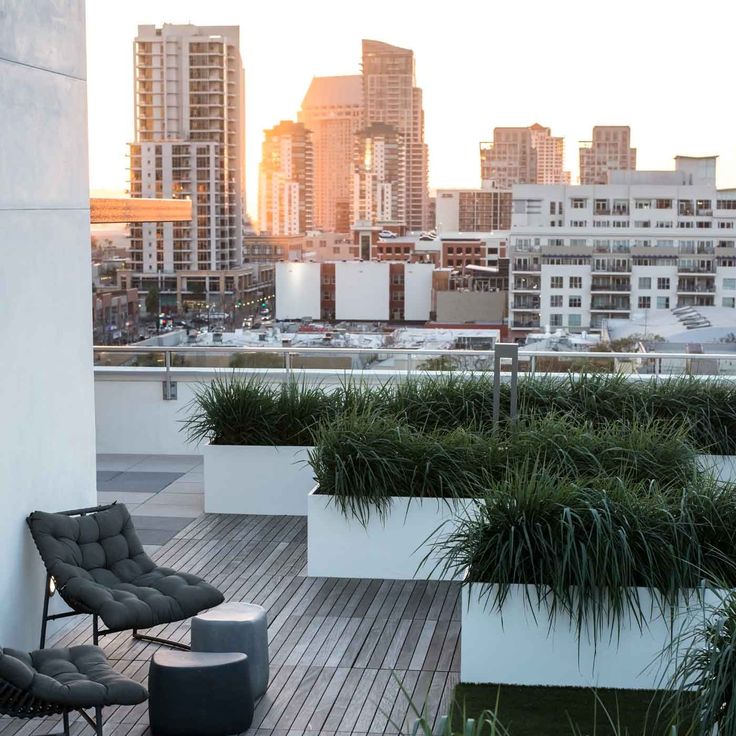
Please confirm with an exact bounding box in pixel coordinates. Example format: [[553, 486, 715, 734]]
[[461, 583, 718, 689], [308, 487, 476, 580], [697, 454, 736, 484], [204, 444, 314, 515]]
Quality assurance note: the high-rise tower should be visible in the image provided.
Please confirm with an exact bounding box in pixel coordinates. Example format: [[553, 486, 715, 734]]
[[258, 121, 314, 236], [299, 76, 363, 233], [361, 40, 429, 231], [579, 126, 636, 184], [129, 24, 245, 273]]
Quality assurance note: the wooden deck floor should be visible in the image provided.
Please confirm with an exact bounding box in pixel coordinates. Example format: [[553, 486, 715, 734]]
[[0, 513, 460, 735]]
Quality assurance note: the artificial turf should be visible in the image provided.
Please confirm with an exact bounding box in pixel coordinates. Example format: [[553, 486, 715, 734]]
[[452, 683, 679, 735]]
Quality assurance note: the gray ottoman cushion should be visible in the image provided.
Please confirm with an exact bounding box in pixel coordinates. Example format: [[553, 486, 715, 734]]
[[148, 650, 253, 736], [0, 645, 147, 708], [191, 602, 269, 697]]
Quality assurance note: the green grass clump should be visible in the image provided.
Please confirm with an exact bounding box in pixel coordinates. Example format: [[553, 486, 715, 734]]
[[668, 590, 736, 736], [517, 373, 736, 455], [310, 413, 700, 523], [182, 374, 337, 446], [436, 469, 736, 639]]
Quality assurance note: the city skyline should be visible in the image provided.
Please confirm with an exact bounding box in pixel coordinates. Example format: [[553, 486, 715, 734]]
[[86, 0, 736, 222]]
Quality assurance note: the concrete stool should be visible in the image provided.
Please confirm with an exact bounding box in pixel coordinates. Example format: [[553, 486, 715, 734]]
[[148, 650, 253, 736], [191, 602, 269, 697]]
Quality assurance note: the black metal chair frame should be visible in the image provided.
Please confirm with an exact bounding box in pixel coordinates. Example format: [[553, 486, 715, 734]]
[[0, 678, 104, 735], [32, 503, 190, 652]]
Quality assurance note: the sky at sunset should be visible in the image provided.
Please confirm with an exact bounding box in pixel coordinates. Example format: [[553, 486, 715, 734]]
[[85, 0, 736, 220]]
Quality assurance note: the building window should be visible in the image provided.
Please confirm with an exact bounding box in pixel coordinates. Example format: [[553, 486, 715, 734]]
[[550, 295, 563, 307], [657, 277, 670, 290], [656, 296, 670, 309], [568, 314, 582, 328], [638, 296, 651, 309], [723, 297, 736, 308], [638, 277, 652, 289], [723, 279, 736, 290], [635, 200, 652, 209], [719, 222, 734, 229], [550, 314, 563, 326], [655, 199, 673, 209], [568, 295, 582, 308], [569, 276, 582, 289], [571, 198, 587, 209], [550, 276, 563, 288]]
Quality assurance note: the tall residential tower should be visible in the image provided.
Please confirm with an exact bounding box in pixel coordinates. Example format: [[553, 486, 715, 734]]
[[129, 24, 246, 274], [579, 126, 637, 184], [480, 124, 570, 189], [361, 40, 430, 231], [258, 121, 314, 236], [299, 76, 363, 232]]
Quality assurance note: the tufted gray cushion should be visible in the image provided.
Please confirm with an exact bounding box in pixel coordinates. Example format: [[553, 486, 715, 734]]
[[27, 504, 224, 632], [0, 645, 148, 707]]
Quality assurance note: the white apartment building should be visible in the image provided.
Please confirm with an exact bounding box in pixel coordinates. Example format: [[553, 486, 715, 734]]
[[275, 261, 435, 322], [129, 24, 246, 272], [508, 156, 736, 335], [435, 189, 511, 232]]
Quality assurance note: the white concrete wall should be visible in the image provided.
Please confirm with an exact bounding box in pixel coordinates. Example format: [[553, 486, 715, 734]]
[[404, 263, 434, 321], [335, 261, 390, 321], [275, 261, 321, 320], [0, 1, 96, 649]]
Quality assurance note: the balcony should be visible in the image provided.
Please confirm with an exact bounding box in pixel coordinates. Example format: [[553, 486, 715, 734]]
[[677, 281, 716, 294], [591, 283, 630, 292], [512, 298, 541, 310], [590, 300, 630, 311]]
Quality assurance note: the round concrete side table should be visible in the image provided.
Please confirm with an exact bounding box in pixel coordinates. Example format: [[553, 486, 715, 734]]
[[148, 650, 253, 736], [191, 602, 269, 697]]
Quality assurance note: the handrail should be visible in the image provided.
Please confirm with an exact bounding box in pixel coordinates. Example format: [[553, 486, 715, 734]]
[[92, 345, 736, 361]]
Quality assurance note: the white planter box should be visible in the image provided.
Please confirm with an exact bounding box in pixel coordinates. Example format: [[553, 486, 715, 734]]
[[308, 487, 476, 580], [204, 444, 314, 515], [461, 583, 718, 689], [697, 454, 736, 484]]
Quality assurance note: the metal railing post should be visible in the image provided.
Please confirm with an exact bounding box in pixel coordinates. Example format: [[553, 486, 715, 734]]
[[162, 348, 177, 400], [493, 343, 519, 430], [284, 351, 291, 377]]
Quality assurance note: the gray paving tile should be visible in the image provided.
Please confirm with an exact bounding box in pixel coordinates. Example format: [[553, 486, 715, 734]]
[[98, 471, 184, 493], [98, 491, 156, 505], [97, 470, 121, 482], [141, 492, 202, 506], [160, 481, 203, 494], [129, 516, 193, 532], [131, 455, 203, 473], [137, 529, 178, 546], [96, 454, 149, 471], [133, 503, 202, 518]]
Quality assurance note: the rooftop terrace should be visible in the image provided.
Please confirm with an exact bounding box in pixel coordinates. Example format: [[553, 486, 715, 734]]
[[0, 455, 458, 736]]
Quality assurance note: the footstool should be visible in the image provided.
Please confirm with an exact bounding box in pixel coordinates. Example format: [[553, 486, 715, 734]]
[[191, 602, 269, 697], [148, 650, 253, 736]]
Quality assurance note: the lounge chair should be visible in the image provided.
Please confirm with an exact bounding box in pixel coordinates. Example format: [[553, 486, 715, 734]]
[[0, 643, 147, 734], [27, 503, 224, 650]]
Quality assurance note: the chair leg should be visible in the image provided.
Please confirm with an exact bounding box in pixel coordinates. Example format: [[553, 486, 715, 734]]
[[95, 705, 103, 736], [40, 573, 52, 649], [63, 710, 70, 736], [132, 629, 190, 651], [92, 615, 99, 646]]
